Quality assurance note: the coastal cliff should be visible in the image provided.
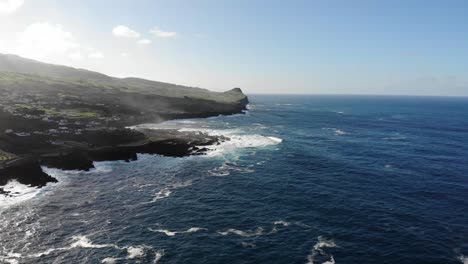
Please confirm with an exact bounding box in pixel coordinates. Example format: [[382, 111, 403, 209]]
[[0, 54, 248, 190]]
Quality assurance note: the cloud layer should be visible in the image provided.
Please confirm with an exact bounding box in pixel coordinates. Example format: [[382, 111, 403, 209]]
[[150, 28, 177, 38], [0, 0, 24, 14], [15, 23, 78, 60], [137, 38, 152, 45], [112, 25, 177, 46], [112, 25, 140, 38]]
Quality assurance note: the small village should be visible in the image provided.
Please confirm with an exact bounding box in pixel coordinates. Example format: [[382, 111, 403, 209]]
[[0, 88, 123, 140]]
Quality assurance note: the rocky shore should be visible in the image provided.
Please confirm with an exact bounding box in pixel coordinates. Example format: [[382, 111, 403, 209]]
[[0, 123, 236, 195], [0, 53, 249, 194]]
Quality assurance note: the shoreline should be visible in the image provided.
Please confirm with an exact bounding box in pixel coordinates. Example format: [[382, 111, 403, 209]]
[[0, 108, 247, 195]]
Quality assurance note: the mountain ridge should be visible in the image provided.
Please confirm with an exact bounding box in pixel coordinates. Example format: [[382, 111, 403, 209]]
[[0, 53, 247, 103]]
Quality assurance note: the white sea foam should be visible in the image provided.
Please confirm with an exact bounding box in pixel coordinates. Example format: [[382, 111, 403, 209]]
[[273, 220, 291, 226], [459, 255, 468, 264], [267, 136, 283, 143], [153, 251, 164, 263], [151, 188, 172, 201], [70, 235, 118, 249], [217, 220, 299, 238], [322, 128, 347, 135], [208, 161, 255, 177], [144, 180, 194, 204], [0, 181, 42, 208], [200, 132, 282, 157], [0, 253, 22, 264], [133, 121, 282, 157], [42, 162, 112, 176], [148, 227, 207, 236], [322, 256, 336, 264], [218, 227, 266, 237], [30, 235, 120, 258], [306, 236, 337, 264], [0, 168, 65, 209], [127, 246, 146, 259], [241, 242, 256, 248], [101, 257, 118, 264], [0, 234, 164, 263]]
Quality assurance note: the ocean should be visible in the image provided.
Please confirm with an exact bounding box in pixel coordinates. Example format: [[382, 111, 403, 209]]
[[1, 95, 467, 264]]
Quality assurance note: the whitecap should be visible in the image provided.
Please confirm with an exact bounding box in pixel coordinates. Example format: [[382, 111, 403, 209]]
[[208, 161, 255, 177], [218, 228, 265, 237], [267, 136, 283, 143], [131, 120, 282, 158], [305, 236, 337, 264], [151, 188, 172, 202], [217, 226, 278, 237], [148, 227, 206, 236], [0, 253, 22, 264], [101, 257, 118, 264], [0, 181, 42, 209], [127, 246, 146, 259], [153, 251, 164, 263], [200, 133, 283, 157], [4, 234, 163, 263], [322, 128, 347, 136], [459, 255, 468, 264], [42, 162, 112, 176], [29, 235, 120, 258], [144, 180, 194, 204], [70, 235, 118, 249], [241, 242, 256, 248], [273, 220, 291, 226]]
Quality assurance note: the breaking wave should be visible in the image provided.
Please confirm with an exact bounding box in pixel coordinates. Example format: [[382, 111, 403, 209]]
[[322, 128, 347, 136], [459, 255, 468, 264], [217, 221, 295, 237], [0, 167, 66, 209], [132, 119, 282, 158], [148, 227, 207, 236], [0, 181, 43, 209], [305, 237, 337, 264], [1, 235, 163, 263], [177, 128, 282, 157]]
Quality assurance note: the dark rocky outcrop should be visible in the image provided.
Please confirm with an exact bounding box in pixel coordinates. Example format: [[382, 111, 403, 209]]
[[0, 54, 248, 190], [0, 157, 57, 187]]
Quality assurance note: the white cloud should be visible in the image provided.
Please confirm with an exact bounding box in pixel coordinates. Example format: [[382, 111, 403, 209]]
[[112, 25, 140, 38], [120, 52, 128, 57], [0, 0, 24, 14], [68, 51, 82, 60], [137, 38, 151, 45], [88, 51, 104, 59], [14, 23, 79, 60], [150, 28, 177, 38]]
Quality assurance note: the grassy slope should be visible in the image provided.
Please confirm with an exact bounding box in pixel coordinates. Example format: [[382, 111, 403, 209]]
[[0, 54, 246, 104]]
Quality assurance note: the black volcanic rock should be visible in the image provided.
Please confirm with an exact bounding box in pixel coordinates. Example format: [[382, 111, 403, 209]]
[[0, 157, 57, 187], [0, 54, 247, 188]]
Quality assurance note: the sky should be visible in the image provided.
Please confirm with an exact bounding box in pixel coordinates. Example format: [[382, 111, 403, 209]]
[[0, 0, 467, 96]]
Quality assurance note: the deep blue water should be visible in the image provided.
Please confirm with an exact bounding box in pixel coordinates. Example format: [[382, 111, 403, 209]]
[[1, 95, 468, 264]]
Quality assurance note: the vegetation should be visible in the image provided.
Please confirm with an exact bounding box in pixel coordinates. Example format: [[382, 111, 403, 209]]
[[0, 54, 247, 104], [0, 150, 14, 162]]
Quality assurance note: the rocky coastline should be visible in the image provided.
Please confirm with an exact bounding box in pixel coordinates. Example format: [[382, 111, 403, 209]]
[[0, 53, 249, 195], [0, 114, 241, 194]]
